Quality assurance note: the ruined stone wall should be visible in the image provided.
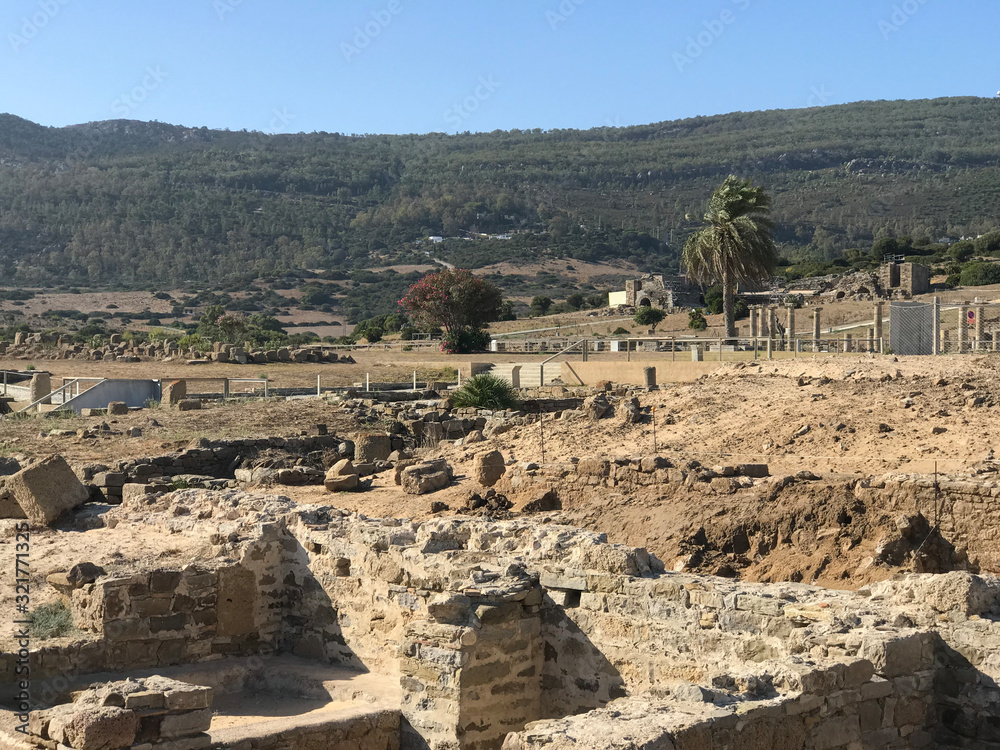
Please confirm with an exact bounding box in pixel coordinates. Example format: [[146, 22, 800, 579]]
[[504, 652, 937, 749], [857, 474, 1000, 573], [210, 709, 400, 750], [6, 492, 1000, 749]]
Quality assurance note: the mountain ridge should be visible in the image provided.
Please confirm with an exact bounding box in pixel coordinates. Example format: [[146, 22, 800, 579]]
[[1, 96, 998, 289]]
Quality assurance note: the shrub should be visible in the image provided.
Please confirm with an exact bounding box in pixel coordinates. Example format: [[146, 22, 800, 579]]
[[29, 601, 74, 640], [612, 327, 630, 335], [959, 262, 1000, 287], [451, 373, 518, 410], [442, 327, 490, 354], [688, 309, 708, 331]]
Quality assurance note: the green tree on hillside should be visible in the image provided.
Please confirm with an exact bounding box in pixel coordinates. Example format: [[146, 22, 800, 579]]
[[634, 306, 666, 332], [398, 269, 503, 353], [683, 176, 778, 338]]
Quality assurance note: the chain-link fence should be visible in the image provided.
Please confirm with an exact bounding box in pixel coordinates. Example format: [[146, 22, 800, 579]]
[[890, 301, 1000, 355]]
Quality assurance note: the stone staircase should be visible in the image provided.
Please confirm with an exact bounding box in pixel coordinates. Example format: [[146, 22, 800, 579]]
[[485, 363, 562, 388]]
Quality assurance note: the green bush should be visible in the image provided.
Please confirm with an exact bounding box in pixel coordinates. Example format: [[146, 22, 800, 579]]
[[451, 374, 518, 410], [29, 601, 74, 640], [612, 327, 630, 335], [959, 262, 1000, 287], [688, 309, 708, 331]]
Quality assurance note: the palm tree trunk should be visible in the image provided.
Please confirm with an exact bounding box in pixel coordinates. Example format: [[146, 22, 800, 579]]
[[722, 267, 736, 339]]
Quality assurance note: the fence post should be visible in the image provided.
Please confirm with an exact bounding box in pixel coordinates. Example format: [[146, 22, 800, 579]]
[[264, 379, 269, 399], [932, 297, 940, 355], [767, 338, 772, 360], [958, 304, 968, 354], [317, 375, 321, 397], [671, 338, 675, 362], [718, 337, 723, 361]]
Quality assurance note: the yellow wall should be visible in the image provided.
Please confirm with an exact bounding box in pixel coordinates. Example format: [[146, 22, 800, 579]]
[[560, 360, 726, 385]]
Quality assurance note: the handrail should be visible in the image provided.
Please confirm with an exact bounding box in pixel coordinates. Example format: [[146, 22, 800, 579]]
[[12, 378, 91, 416], [539, 339, 588, 387]]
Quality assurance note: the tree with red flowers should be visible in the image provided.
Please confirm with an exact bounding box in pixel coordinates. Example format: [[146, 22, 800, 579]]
[[399, 269, 503, 353]]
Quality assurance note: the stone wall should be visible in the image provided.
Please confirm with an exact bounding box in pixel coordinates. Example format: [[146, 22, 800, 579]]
[[5, 491, 1000, 749], [856, 473, 1000, 573]]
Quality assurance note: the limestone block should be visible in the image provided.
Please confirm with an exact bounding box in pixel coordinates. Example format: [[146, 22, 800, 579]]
[[176, 399, 201, 412], [5, 454, 90, 525], [217, 567, 256, 637], [162, 380, 187, 406], [355, 433, 392, 463], [402, 469, 450, 495], [48, 706, 139, 750], [577, 458, 610, 477], [160, 708, 212, 739], [107, 402, 129, 416], [325, 459, 360, 492], [474, 450, 506, 488], [859, 632, 932, 678]]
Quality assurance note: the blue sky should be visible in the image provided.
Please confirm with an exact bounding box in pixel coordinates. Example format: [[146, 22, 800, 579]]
[[1, 0, 997, 134]]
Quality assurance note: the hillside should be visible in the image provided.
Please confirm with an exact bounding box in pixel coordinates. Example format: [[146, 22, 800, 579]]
[[1, 96, 999, 290]]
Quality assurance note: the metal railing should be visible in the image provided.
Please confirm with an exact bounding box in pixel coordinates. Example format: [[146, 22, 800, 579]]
[[539, 340, 588, 387], [622, 336, 886, 362], [14, 378, 104, 415]]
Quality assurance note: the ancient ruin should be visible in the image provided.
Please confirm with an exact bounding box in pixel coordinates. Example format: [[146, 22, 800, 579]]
[[2, 356, 1000, 749]]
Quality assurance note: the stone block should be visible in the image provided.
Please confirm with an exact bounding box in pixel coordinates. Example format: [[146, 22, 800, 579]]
[[736, 463, 770, 478], [47, 706, 139, 750], [576, 458, 610, 477], [4, 454, 90, 525], [859, 632, 931, 678], [107, 402, 129, 416], [473, 450, 506, 488], [162, 380, 187, 406], [159, 709, 212, 739], [176, 400, 201, 412], [217, 566, 256, 637], [355, 433, 392, 463]]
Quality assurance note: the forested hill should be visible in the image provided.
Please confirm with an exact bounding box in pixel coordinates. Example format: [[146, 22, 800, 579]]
[[1, 96, 999, 289]]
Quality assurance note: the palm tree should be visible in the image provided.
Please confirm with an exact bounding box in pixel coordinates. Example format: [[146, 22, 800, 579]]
[[683, 176, 778, 338]]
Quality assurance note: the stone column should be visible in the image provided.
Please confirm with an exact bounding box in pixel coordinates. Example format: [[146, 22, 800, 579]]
[[958, 305, 968, 354], [767, 307, 778, 340], [29, 372, 52, 405], [976, 306, 985, 352], [748, 308, 758, 339], [874, 303, 883, 346], [813, 308, 822, 351], [845, 334, 853, 353], [932, 297, 940, 355]]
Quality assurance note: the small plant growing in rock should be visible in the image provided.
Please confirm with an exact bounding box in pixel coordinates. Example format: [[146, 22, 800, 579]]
[[29, 601, 74, 640], [452, 373, 518, 410]]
